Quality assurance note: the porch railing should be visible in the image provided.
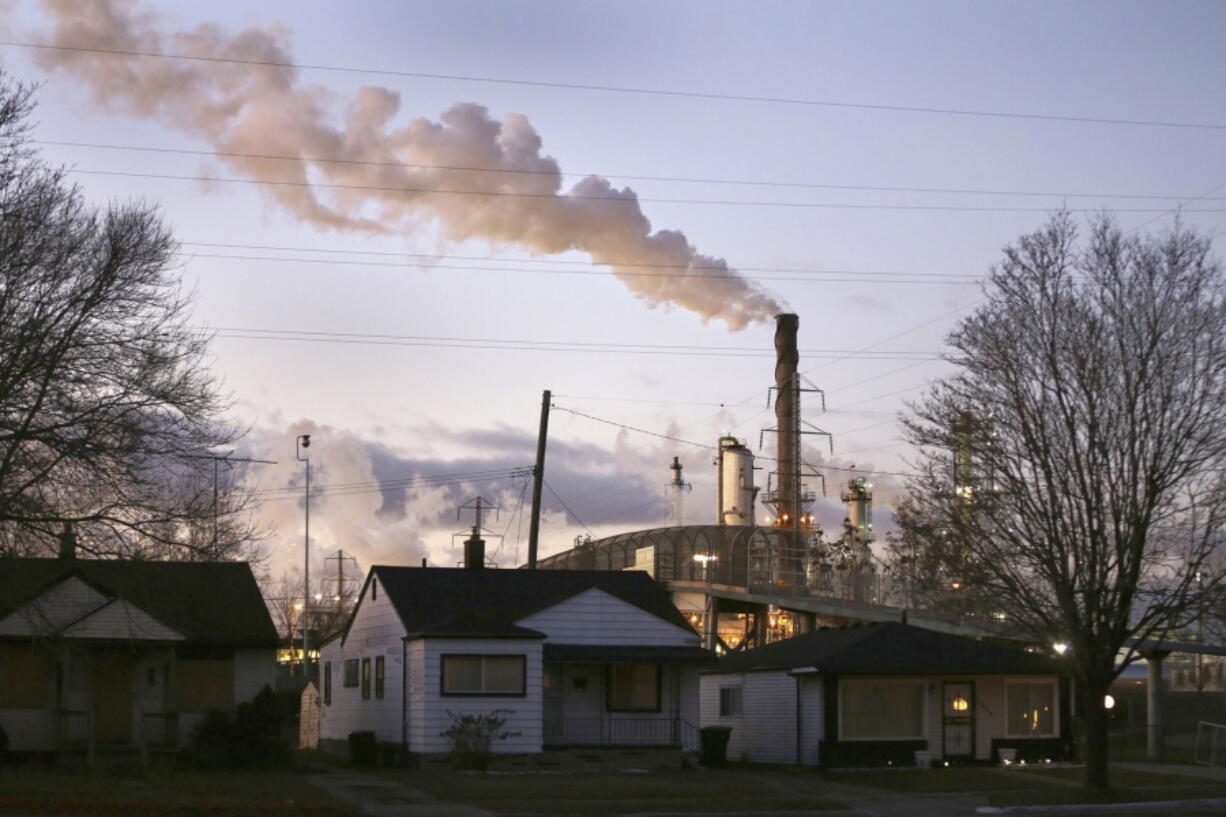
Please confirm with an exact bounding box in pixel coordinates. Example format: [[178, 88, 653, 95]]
[[141, 712, 179, 750], [544, 717, 699, 749]]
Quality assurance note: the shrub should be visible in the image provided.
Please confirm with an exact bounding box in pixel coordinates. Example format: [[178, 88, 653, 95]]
[[439, 710, 520, 771], [188, 685, 289, 769]]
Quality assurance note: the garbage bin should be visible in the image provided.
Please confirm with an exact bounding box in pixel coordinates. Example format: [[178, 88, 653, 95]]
[[348, 730, 377, 766], [699, 726, 732, 768]]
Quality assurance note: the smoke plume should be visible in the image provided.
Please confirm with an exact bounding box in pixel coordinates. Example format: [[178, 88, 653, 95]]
[[30, 0, 782, 329]]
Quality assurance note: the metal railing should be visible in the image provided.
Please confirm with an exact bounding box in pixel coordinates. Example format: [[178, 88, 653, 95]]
[[543, 717, 687, 747], [141, 712, 179, 749], [1195, 721, 1226, 766]]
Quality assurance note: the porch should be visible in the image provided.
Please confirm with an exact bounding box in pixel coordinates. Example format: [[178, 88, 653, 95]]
[[541, 650, 706, 750]]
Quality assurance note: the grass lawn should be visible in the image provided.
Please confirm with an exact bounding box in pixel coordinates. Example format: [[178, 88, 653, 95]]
[[984, 764, 1226, 808], [0, 766, 355, 816], [388, 768, 847, 814], [822, 766, 1034, 793]]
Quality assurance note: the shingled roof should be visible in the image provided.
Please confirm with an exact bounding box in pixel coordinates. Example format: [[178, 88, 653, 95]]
[[712, 621, 1066, 676], [367, 566, 696, 639], [0, 558, 278, 646]]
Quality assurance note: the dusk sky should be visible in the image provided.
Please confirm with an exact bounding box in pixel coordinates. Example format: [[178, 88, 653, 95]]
[[4, 0, 1223, 579]]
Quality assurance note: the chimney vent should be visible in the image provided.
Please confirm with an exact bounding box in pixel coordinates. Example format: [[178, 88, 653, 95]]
[[57, 523, 77, 560]]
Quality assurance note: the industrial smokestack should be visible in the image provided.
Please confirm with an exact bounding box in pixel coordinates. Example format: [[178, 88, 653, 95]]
[[774, 314, 800, 531]]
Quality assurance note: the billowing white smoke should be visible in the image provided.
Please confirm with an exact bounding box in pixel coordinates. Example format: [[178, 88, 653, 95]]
[[31, 0, 782, 330]]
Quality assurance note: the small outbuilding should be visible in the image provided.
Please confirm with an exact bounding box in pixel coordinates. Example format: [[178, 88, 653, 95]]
[[700, 622, 1071, 767]]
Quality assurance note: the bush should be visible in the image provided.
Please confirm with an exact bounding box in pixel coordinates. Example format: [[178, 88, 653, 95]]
[[439, 710, 520, 771], [188, 685, 289, 769]]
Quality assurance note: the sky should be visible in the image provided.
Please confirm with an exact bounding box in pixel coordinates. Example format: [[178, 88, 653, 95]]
[[2, 0, 1223, 583]]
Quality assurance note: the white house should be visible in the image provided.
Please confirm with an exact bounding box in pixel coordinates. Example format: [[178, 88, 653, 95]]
[[701, 622, 1072, 768], [0, 555, 278, 759], [317, 562, 713, 765]]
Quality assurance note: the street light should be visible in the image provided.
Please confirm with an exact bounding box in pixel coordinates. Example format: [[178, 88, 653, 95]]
[[297, 434, 311, 677]]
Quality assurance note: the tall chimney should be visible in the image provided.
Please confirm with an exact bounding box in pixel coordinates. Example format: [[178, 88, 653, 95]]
[[464, 530, 485, 569], [57, 523, 77, 560], [774, 314, 800, 531]]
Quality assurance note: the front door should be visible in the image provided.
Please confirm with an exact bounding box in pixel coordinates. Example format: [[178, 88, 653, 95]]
[[942, 681, 975, 760], [92, 649, 135, 744]]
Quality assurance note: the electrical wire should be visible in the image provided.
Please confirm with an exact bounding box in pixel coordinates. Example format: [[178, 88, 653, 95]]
[[32, 139, 1226, 201], [67, 169, 1226, 214], [543, 479, 592, 534], [179, 250, 981, 286], [6, 40, 1223, 131], [177, 240, 984, 279]]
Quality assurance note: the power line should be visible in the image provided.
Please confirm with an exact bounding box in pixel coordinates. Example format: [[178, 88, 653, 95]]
[[182, 250, 980, 286], [205, 327, 945, 360], [33, 139, 1226, 201], [68, 169, 1226, 214], [7, 39, 1224, 131], [177, 240, 984, 279], [543, 479, 592, 534], [554, 404, 916, 478]]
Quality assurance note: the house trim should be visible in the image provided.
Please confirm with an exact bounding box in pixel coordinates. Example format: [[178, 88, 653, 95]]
[[439, 653, 529, 698]]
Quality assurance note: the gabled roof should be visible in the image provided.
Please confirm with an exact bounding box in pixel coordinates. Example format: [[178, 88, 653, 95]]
[[712, 622, 1066, 676], [368, 566, 696, 638], [0, 558, 277, 646]]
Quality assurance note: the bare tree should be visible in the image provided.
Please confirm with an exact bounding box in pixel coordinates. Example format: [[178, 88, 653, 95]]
[[0, 73, 258, 560], [903, 213, 1226, 790]]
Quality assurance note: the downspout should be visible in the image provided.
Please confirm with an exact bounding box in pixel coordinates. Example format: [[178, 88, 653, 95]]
[[401, 639, 408, 764]]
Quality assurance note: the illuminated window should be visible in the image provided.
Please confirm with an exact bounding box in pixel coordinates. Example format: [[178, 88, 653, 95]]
[[441, 655, 526, 696], [607, 663, 660, 712], [1006, 681, 1056, 737]]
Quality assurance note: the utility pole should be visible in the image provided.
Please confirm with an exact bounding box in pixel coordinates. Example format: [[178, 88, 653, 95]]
[[184, 453, 276, 551], [527, 389, 551, 569], [324, 549, 358, 616], [296, 435, 312, 678]]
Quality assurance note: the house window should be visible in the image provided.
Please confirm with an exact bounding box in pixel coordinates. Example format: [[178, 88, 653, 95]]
[[840, 679, 926, 740], [1006, 681, 1056, 737], [343, 658, 359, 688], [719, 686, 742, 717], [324, 661, 332, 704], [607, 663, 660, 712], [375, 656, 385, 699], [441, 654, 526, 696], [361, 657, 371, 699]]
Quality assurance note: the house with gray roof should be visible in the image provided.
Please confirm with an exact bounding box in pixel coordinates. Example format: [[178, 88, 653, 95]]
[[700, 621, 1071, 768], [317, 562, 714, 765], [0, 555, 278, 758]]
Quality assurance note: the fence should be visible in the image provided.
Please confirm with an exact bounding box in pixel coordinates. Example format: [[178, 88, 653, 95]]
[[1195, 721, 1226, 767]]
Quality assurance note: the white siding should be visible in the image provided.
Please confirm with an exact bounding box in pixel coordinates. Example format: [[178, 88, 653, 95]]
[[700, 671, 798, 764], [0, 708, 55, 750], [798, 676, 823, 765], [233, 648, 276, 703], [318, 575, 408, 745], [516, 588, 700, 646], [415, 638, 543, 755], [0, 577, 108, 636], [60, 599, 185, 642]]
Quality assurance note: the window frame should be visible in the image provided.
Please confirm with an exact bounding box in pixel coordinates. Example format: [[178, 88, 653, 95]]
[[361, 657, 371, 700], [375, 655, 385, 700], [1004, 678, 1059, 738], [324, 661, 332, 705], [837, 678, 928, 741], [606, 662, 662, 713], [718, 685, 742, 718], [440, 654, 527, 697], [342, 658, 359, 688]]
